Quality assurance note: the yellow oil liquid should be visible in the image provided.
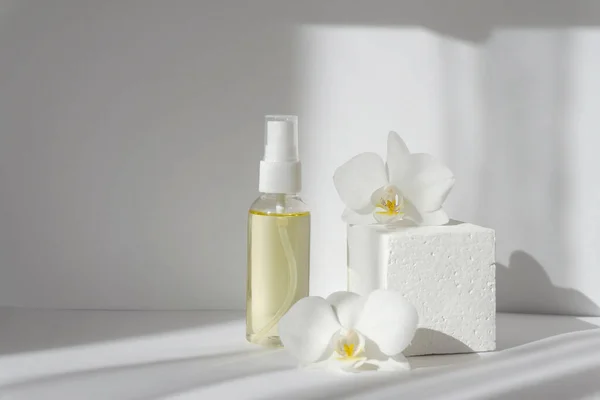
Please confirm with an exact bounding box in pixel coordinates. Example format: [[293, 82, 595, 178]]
[[246, 210, 310, 346]]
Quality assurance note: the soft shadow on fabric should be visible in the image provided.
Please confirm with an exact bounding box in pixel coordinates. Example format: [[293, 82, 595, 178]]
[[406, 328, 475, 357], [0, 348, 287, 398]]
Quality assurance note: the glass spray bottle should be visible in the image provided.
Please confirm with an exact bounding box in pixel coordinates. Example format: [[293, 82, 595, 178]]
[[246, 115, 310, 346]]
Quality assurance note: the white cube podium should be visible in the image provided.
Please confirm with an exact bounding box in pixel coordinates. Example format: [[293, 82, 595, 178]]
[[348, 221, 496, 356]]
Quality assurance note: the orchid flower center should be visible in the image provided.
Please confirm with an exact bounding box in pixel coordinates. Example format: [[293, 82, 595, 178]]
[[334, 329, 365, 360], [372, 185, 405, 222]]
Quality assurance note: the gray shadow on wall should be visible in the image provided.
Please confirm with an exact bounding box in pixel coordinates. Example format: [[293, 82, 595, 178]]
[[0, 2, 296, 310], [282, 0, 600, 42], [497, 251, 600, 316]]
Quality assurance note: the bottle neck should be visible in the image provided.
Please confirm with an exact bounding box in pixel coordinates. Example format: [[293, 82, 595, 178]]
[[250, 193, 309, 215], [258, 160, 301, 194]]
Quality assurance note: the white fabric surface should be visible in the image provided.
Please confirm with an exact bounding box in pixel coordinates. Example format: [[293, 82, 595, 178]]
[[0, 310, 599, 400]]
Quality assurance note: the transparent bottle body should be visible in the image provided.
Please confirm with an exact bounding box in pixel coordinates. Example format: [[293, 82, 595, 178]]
[[246, 193, 310, 346]]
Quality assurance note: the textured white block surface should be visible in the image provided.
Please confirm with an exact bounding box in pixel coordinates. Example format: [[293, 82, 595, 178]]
[[348, 221, 495, 356]]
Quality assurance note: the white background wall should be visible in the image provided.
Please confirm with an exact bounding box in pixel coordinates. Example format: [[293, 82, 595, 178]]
[[1, 0, 599, 314]]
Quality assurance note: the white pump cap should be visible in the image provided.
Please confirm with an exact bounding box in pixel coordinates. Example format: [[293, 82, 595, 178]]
[[259, 115, 301, 194]]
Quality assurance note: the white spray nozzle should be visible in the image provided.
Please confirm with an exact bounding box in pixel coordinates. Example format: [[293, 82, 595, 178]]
[[259, 115, 301, 194], [264, 115, 298, 162]]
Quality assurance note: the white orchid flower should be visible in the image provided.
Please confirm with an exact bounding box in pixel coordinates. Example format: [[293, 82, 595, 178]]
[[333, 131, 455, 226], [279, 290, 418, 372]]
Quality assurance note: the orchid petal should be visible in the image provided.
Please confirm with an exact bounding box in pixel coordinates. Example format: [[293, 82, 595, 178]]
[[338, 357, 368, 372], [359, 337, 410, 371], [317, 354, 368, 373], [355, 290, 418, 356], [333, 153, 388, 213], [391, 153, 454, 214], [362, 336, 387, 360], [342, 208, 375, 225], [365, 354, 411, 371], [396, 199, 421, 225], [386, 131, 410, 183], [403, 203, 450, 226], [279, 297, 341, 364], [373, 211, 402, 224], [417, 208, 450, 226], [326, 291, 366, 329]]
